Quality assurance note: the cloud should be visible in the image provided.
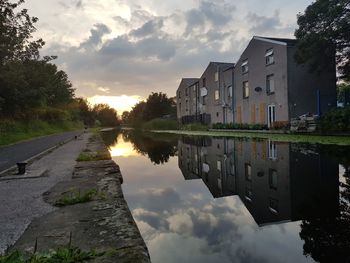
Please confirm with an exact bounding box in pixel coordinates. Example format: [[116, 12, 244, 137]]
[[130, 19, 164, 38], [247, 10, 293, 36], [80, 23, 111, 49], [32, 0, 297, 99]]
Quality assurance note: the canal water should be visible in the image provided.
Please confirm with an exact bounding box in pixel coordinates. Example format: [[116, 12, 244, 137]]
[[101, 129, 350, 263]]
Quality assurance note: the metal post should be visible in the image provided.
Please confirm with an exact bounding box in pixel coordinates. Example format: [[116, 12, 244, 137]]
[[16, 162, 27, 175]]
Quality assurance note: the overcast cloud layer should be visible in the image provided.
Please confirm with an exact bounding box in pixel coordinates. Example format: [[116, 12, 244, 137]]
[[23, 0, 312, 99]]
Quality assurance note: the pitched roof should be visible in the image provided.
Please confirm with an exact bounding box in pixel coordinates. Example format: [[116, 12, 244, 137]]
[[210, 61, 235, 71], [179, 78, 199, 87]]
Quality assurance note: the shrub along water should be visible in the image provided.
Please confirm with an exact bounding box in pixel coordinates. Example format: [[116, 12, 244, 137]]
[[319, 107, 350, 133], [212, 123, 268, 130]]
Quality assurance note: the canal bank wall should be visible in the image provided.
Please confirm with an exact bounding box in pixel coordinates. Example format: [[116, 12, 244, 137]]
[[12, 133, 151, 262]]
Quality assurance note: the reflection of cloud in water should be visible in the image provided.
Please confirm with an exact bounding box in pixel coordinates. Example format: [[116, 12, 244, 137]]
[[128, 187, 182, 212], [131, 187, 309, 263]]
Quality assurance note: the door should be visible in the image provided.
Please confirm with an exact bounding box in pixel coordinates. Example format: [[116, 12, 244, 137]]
[[267, 104, 276, 128]]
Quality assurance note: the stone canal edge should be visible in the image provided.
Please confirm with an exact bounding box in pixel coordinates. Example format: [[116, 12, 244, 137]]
[[12, 133, 151, 263]]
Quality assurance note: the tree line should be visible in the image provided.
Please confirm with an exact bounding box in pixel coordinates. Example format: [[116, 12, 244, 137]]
[[121, 92, 176, 125], [0, 0, 119, 127]]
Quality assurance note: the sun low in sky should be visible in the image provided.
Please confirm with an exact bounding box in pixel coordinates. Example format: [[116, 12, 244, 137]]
[[88, 95, 142, 114]]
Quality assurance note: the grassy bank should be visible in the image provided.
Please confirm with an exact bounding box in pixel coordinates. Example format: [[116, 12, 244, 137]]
[[0, 119, 83, 146], [151, 129, 350, 145]]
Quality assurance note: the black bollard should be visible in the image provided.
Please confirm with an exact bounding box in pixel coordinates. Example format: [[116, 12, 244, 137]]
[[16, 162, 27, 175]]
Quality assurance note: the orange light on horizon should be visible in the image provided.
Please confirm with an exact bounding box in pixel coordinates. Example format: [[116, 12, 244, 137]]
[[87, 95, 142, 114]]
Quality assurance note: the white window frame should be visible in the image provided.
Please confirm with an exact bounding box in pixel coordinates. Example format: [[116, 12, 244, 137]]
[[242, 60, 248, 74], [228, 85, 232, 97], [268, 140, 277, 160], [215, 90, 220, 100], [266, 74, 275, 94], [243, 81, 249, 99], [265, 49, 274, 65], [267, 104, 276, 128]]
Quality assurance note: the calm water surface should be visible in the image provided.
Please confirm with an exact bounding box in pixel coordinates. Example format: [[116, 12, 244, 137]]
[[102, 130, 350, 263]]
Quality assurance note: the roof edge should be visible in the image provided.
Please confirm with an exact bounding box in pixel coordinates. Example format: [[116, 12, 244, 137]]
[[253, 36, 288, 46]]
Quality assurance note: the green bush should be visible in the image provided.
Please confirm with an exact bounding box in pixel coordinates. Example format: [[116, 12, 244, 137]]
[[212, 123, 268, 130], [181, 123, 208, 131], [0, 119, 83, 146], [142, 118, 178, 130], [319, 107, 350, 132]]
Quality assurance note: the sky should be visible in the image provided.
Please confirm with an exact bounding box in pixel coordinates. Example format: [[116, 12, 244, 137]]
[[22, 0, 313, 113]]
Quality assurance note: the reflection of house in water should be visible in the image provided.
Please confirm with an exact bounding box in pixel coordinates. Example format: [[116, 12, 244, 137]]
[[178, 137, 339, 226]]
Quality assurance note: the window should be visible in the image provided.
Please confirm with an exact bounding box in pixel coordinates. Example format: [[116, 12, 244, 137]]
[[243, 81, 249, 99], [245, 186, 252, 202], [203, 78, 206, 87], [269, 198, 279, 214], [179, 102, 181, 111], [269, 169, 278, 190], [216, 112, 219, 117], [242, 60, 248, 74], [245, 163, 252, 181], [186, 99, 189, 112], [215, 90, 220, 100], [215, 71, 219, 82], [228, 86, 232, 97], [265, 49, 274, 65], [203, 95, 207, 105], [185, 88, 188, 96], [257, 171, 264, 177], [266, 74, 275, 94], [268, 140, 277, 160], [217, 160, 221, 171], [178, 91, 181, 98]]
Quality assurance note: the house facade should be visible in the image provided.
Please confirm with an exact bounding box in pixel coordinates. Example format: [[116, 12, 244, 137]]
[[177, 136, 339, 226], [234, 36, 336, 127], [176, 62, 234, 125], [176, 36, 336, 127]]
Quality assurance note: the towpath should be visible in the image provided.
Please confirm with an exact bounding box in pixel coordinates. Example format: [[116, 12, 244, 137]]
[[0, 130, 83, 174], [0, 133, 89, 253]]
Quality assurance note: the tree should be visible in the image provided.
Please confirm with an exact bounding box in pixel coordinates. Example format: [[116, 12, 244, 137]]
[[294, 0, 350, 81], [128, 101, 146, 124], [121, 111, 130, 124], [0, 0, 44, 64], [0, 0, 75, 119], [93, 104, 119, 127], [337, 82, 350, 105], [143, 92, 176, 121]]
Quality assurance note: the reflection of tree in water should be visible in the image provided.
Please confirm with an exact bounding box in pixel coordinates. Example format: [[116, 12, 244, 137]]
[[122, 129, 178, 165], [300, 145, 350, 263], [100, 129, 119, 147]]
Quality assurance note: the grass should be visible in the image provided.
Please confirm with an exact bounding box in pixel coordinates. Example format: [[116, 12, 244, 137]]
[[152, 129, 350, 145], [55, 189, 99, 206], [76, 151, 110, 161], [0, 246, 99, 263], [0, 119, 83, 146]]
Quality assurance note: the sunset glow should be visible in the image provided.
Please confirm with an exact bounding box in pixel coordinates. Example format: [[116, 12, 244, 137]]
[[88, 95, 142, 114]]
